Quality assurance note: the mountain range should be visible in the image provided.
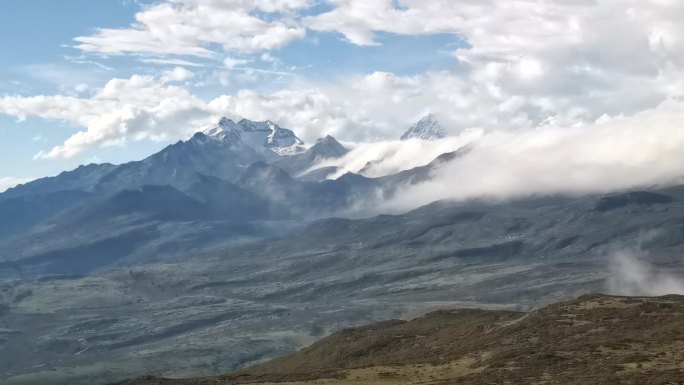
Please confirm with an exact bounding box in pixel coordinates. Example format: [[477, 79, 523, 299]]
[[0, 115, 452, 277]]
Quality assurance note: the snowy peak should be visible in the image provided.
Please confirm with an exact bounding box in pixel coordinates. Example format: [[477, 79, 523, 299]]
[[201, 117, 239, 142], [401, 114, 447, 141], [201, 117, 304, 156], [237, 119, 303, 148]]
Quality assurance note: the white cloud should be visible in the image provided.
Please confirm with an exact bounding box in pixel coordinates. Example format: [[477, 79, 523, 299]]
[[74, 0, 310, 57], [260, 53, 277, 63], [231, 0, 684, 145], [139, 58, 207, 67], [0, 177, 33, 193], [379, 98, 684, 210], [0, 75, 218, 159], [223, 57, 249, 69], [208, 88, 353, 142], [31, 134, 47, 142], [607, 250, 684, 296], [74, 84, 90, 93], [160, 66, 195, 83], [301, 0, 684, 136], [60, 1, 684, 148], [312, 134, 479, 179]]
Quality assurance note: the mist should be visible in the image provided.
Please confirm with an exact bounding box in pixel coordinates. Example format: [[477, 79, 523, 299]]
[[606, 250, 684, 296], [337, 98, 684, 211], [310, 133, 479, 179]]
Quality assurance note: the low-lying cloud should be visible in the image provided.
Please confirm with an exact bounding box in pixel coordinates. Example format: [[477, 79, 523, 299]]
[[364, 98, 684, 211], [312, 133, 479, 179], [606, 250, 684, 296]]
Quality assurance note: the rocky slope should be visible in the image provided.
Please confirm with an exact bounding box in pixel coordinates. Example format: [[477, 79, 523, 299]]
[[118, 294, 684, 385]]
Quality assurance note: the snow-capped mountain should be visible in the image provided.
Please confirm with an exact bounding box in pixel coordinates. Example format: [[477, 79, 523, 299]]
[[400, 114, 448, 141], [272, 135, 348, 178], [203, 117, 305, 157], [0, 112, 469, 277]]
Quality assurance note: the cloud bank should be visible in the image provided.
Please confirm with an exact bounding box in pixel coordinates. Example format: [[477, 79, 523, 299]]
[[379, 98, 684, 210], [313, 134, 478, 179]]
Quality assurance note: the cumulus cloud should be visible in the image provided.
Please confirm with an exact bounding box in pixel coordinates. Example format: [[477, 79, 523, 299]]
[[307, 0, 684, 74], [74, 0, 309, 57], [0, 75, 217, 159], [0, 75, 361, 159], [208, 88, 354, 142], [160, 66, 194, 83], [301, 0, 684, 137], [606, 250, 684, 296]]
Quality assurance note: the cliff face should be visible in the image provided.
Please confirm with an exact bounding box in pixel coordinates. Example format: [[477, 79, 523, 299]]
[[120, 294, 684, 385]]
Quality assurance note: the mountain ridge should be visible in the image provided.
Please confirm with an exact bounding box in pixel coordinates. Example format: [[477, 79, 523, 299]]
[[0, 117, 469, 278]]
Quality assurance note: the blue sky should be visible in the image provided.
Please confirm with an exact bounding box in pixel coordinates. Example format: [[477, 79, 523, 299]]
[[0, 0, 161, 181], [1, 0, 682, 192]]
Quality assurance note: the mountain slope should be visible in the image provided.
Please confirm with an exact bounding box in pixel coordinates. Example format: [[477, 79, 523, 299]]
[[120, 294, 684, 385], [93, 130, 264, 192], [0, 163, 116, 200], [379, 147, 468, 192], [0, 180, 281, 275], [0, 190, 94, 237], [0, 117, 305, 202], [239, 162, 379, 215], [184, 173, 288, 220]]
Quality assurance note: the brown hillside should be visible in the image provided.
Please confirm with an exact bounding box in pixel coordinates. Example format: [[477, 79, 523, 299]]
[[120, 294, 684, 385]]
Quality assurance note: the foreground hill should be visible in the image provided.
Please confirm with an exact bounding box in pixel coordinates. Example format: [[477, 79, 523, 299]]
[[120, 294, 684, 385]]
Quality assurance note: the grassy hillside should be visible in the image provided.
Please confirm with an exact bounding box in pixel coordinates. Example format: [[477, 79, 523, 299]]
[[120, 294, 684, 385]]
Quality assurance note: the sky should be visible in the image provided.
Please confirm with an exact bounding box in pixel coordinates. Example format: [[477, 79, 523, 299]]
[[1, 0, 684, 193]]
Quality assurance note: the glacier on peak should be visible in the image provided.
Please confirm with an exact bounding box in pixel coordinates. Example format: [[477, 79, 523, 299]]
[[201, 117, 305, 157], [401, 114, 448, 141]]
